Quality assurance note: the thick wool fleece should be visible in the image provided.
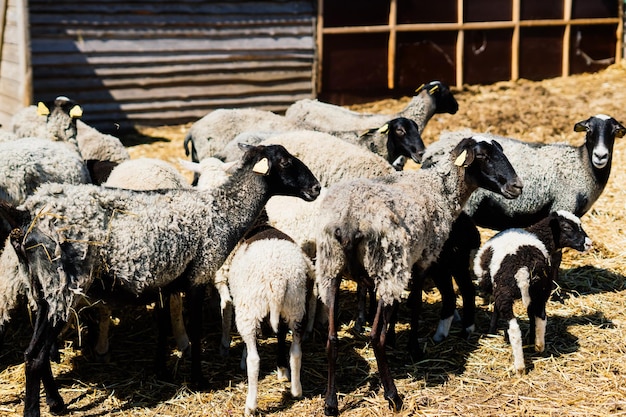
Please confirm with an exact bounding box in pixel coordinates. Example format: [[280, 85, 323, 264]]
[[104, 158, 190, 190]]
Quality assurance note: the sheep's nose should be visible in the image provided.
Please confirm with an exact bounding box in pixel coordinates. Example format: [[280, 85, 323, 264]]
[[311, 182, 321, 197]]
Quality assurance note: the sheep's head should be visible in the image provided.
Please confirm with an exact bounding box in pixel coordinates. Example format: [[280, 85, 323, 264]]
[[574, 114, 625, 170], [36, 96, 82, 143], [453, 136, 523, 199], [418, 80, 459, 115], [384, 117, 426, 166], [239, 143, 321, 201], [549, 211, 593, 253]]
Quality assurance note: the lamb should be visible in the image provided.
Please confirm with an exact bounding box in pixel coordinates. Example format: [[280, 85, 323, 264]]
[[0, 143, 320, 417], [474, 211, 592, 374], [285, 80, 459, 134], [183, 108, 298, 163], [103, 157, 191, 191], [220, 224, 314, 416], [315, 136, 522, 415]]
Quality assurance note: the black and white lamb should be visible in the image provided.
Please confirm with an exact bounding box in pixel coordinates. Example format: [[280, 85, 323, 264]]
[[315, 136, 522, 415], [285, 80, 459, 134], [474, 211, 592, 374], [0, 143, 320, 417]]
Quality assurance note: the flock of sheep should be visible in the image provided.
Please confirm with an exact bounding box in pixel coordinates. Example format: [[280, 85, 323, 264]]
[[0, 79, 623, 417]]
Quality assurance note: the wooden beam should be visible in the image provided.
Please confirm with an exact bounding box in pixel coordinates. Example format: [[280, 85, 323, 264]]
[[387, 0, 397, 90], [315, 0, 323, 96], [511, 0, 520, 81], [455, 0, 464, 88], [617, 0, 623, 64], [562, 0, 572, 77]]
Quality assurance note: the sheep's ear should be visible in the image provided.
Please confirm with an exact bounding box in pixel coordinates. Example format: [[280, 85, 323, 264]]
[[69, 104, 83, 118], [614, 122, 626, 138], [574, 120, 589, 132], [453, 138, 475, 167], [178, 159, 201, 173], [37, 102, 50, 116], [238, 142, 254, 151], [252, 157, 270, 175]]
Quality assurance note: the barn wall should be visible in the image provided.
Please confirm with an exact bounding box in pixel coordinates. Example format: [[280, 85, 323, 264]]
[[27, 0, 316, 131], [0, 0, 29, 128]]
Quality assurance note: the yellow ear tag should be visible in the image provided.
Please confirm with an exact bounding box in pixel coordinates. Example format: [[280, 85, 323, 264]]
[[377, 123, 389, 134], [429, 85, 439, 94], [454, 150, 467, 167], [252, 158, 270, 175], [415, 83, 425, 93], [37, 102, 50, 116], [69, 104, 83, 118]]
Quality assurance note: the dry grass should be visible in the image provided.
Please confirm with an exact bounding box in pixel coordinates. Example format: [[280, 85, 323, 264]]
[[3, 63, 626, 416]]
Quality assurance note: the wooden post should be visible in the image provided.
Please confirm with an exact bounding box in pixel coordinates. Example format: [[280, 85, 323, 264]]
[[616, 0, 623, 64], [562, 0, 573, 77], [387, 0, 397, 90], [511, 0, 520, 80], [314, 0, 324, 96], [455, 0, 464, 88]]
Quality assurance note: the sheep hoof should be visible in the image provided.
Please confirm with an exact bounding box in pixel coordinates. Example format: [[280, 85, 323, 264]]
[[47, 398, 67, 415], [387, 394, 403, 412], [535, 343, 545, 353], [324, 404, 339, 416]]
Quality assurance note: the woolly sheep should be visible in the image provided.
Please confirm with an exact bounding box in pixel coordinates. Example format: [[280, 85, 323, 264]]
[[422, 114, 625, 283], [474, 211, 592, 374], [221, 225, 314, 416], [10, 98, 130, 163], [183, 108, 298, 163], [285, 80, 459, 134], [315, 136, 522, 415], [216, 117, 426, 169], [0, 143, 320, 417], [103, 157, 191, 190]]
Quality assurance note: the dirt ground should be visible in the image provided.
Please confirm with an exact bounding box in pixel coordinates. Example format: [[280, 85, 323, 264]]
[[2, 63, 626, 416]]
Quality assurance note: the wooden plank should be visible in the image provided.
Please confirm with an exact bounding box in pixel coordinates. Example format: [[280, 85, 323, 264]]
[[455, 0, 464, 88], [617, 0, 623, 63], [314, 0, 323, 94], [387, 0, 396, 90], [511, 0, 520, 81], [563, 0, 573, 77]]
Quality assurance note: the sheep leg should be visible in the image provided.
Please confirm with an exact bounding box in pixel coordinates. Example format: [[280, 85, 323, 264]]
[[240, 330, 260, 416], [215, 280, 232, 357], [355, 283, 368, 333], [549, 250, 563, 301], [276, 321, 289, 381], [154, 293, 172, 381], [370, 298, 402, 412], [187, 284, 208, 388], [24, 301, 66, 417], [324, 276, 341, 416], [289, 320, 303, 399], [93, 303, 112, 363], [495, 295, 524, 374], [407, 265, 426, 360], [528, 287, 549, 353], [170, 293, 190, 354], [432, 263, 456, 343]]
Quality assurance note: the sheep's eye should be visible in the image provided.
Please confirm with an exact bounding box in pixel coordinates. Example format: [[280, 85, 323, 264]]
[[280, 159, 292, 168]]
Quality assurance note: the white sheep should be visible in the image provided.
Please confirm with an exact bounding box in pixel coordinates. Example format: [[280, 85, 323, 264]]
[[222, 225, 314, 416], [285, 80, 459, 134], [0, 143, 321, 417], [474, 211, 592, 374], [315, 136, 522, 415], [183, 108, 298, 163]]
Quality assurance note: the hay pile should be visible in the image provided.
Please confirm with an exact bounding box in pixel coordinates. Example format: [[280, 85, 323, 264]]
[[2, 63, 626, 416]]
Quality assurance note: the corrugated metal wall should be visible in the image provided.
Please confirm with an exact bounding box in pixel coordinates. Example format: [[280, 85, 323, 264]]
[[0, 0, 29, 129], [28, 0, 316, 132]]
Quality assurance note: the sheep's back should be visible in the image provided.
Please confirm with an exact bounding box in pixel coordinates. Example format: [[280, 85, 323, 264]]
[[285, 99, 390, 132]]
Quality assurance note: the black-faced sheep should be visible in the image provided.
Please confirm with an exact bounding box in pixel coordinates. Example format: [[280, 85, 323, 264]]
[[315, 136, 522, 415], [474, 211, 592, 374], [0, 143, 320, 417], [285, 80, 459, 135]]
